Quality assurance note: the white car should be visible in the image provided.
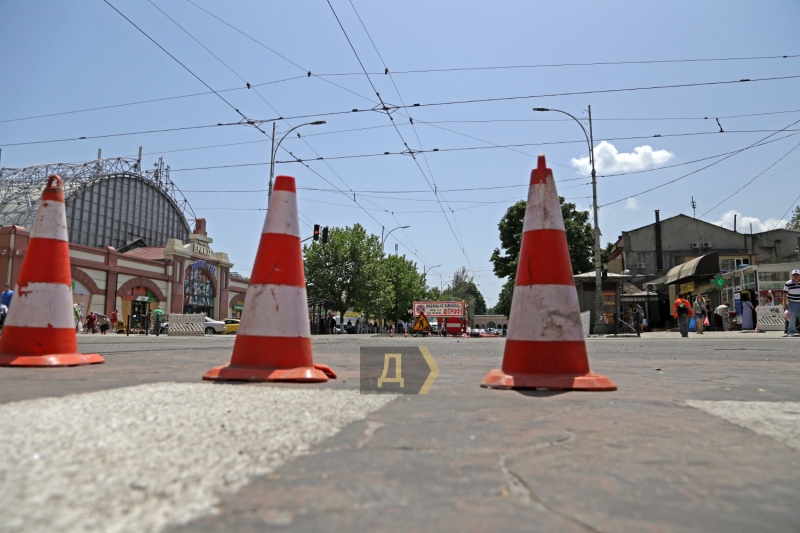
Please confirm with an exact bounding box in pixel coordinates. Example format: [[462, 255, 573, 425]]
[[204, 316, 226, 335]]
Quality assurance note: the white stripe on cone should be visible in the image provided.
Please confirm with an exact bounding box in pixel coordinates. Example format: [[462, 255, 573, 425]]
[[4, 282, 75, 329], [521, 176, 565, 233], [236, 284, 311, 338], [506, 284, 584, 342], [262, 190, 301, 238], [30, 199, 68, 242]]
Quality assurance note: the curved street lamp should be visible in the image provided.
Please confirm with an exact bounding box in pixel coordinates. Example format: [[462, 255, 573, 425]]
[[533, 106, 607, 335], [268, 121, 326, 201], [381, 225, 410, 253]]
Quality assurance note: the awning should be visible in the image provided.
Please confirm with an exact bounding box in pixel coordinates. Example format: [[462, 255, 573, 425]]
[[665, 252, 719, 285]]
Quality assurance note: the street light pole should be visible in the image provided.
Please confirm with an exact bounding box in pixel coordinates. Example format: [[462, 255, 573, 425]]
[[268, 120, 326, 202], [381, 225, 410, 253], [423, 264, 441, 277], [533, 105, 607, 334]]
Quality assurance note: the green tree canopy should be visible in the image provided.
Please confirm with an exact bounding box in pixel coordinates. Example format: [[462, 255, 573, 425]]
[[380, 254, 427, 322], [788, 206, 800, 231], [303, 224, 384, 324], [441, 266, 487, 317], [490, 197, 593, 316]]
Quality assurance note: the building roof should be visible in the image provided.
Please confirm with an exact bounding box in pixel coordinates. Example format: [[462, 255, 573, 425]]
[[573, 271, 632, 281], [122, 247, 166, 261]]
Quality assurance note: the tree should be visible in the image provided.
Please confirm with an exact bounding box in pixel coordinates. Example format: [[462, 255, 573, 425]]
[[303, 224, 384, 325], [442, 266, 487, 317], [600, 242, 616, 266], [381, 254, 427, 323], [788, 206, 800, 231], [490, 197, 593, 316]]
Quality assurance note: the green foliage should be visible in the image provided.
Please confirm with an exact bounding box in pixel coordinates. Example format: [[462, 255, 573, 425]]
[[441, 266, 487, 317], [600, 242, 615, 266], [490, 197, 594, 316], [788, 206, 800, 231], [303, 224, 384, 324], [381, 254, 427, 322]]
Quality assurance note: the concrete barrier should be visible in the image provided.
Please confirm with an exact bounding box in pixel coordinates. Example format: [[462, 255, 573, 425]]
[[167, 314, 205, 337], [580, 311, 591, 338]]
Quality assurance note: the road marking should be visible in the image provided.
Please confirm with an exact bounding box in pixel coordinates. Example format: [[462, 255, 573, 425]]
[[0, 383, 395, 532], [686, 400, 800, 451]]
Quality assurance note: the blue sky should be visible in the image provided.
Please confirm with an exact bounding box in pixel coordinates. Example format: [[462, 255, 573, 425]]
[[1, 0, 799, 306]]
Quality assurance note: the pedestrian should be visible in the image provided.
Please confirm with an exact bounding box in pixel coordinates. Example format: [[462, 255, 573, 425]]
[[635, 303, 644, 336], [97, 314, 109, 335], [326, 312, 336, 335], [782, 269, 800, 337], [673, 293, 693, 338], [705, 299, 713, 331], [740, 291, 756, 331], [153, 306, 163, 333], [111, 309, 118, 330], [0, 302, 7, 329], [693, 295, 706, 335], [1, 283, 13, 308], [74, 304, 81, 332], [85, 312, 97, 334]]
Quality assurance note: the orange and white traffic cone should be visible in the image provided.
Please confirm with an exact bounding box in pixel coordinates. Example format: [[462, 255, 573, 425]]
[[481, 156, 616, 391], [203, 175, 335, 382], [404, 328, 408, 338], [0, 175, 103, 367]]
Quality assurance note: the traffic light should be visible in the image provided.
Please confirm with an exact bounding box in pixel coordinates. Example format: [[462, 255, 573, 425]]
[[322, 226, 329, 244], [313, 224, 320, 241]]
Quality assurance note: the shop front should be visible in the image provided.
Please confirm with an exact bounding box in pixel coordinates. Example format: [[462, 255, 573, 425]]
[[183, 259, 216, 317], [118, 283, 163, 329]]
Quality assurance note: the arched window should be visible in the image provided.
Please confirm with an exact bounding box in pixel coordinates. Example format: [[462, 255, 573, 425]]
[[184, 265, 215, 316]]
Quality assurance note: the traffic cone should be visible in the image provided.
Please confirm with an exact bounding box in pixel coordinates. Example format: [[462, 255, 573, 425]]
[[404, 328, 408, 338], [390, 326, 394, 338], [203, 176, 335, 382], [0, 175, 103, 367], [481, 156, 616, 391]]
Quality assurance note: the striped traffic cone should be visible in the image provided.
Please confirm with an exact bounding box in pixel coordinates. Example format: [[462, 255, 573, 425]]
[[203, 175, 335, 382], [481, 156, 616, 391], [0, 175, 103, 367]]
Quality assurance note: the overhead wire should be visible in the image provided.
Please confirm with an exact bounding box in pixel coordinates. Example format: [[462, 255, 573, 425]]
[[601, 117, 800, 207]]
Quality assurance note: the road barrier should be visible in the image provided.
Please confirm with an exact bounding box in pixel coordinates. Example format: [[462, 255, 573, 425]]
[[167, 314, 205, 337]]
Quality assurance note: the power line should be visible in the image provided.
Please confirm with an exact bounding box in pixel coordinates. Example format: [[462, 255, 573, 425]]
[[601, 117, 800, 207], [1, 123, 236, 148], [0, 76, 305, 124], [102, 0, 248, 122], [312, 53, 800, 76], [165, 128, 800, 172]]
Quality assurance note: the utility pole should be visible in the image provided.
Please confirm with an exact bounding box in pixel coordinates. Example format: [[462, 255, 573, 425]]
[[692, 197, 697, 218], [534, 105, 606, 334]]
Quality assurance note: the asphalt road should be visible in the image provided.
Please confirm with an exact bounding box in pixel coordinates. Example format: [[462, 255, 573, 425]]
[[0, 331, 798, 532]]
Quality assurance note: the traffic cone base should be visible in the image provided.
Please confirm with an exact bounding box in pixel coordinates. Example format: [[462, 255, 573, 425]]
[[480, 156, 615, 392], [480, 369, 617, 391], [202, 175, 332, 382], [0, 175, 104, 367]]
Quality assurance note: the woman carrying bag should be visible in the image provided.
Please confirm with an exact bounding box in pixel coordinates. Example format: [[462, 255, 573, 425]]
[[693, 296, 707, 334]]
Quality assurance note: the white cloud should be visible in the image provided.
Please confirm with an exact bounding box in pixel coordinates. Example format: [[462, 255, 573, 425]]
[[625, 197, 639, 210], [714, 210, 787, 233], [571, 141, 675, 174]]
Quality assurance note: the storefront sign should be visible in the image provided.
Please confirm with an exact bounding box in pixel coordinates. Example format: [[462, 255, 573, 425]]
[[193, 244, 213, 256], [413, 301, 465, 317], [758, 281, 786, 290], [679, 281, 695, 294], [233, 303, 243, 312], [191, 259, 216, 275]]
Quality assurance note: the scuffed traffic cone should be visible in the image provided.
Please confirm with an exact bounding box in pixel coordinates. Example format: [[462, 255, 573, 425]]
[[0, 175, 103, 367], [203, 176, 335, 382], [481, 156, 616, 391]]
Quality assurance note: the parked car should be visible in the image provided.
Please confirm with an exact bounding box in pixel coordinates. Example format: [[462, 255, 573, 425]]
[[204, 316, 226, 335], [224, 318, 240, 335]]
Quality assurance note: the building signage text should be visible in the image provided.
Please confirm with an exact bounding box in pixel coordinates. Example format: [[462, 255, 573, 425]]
[[191, 259, 216, 275], [413, 301, 465, 317], [193, 244, 213, 257]]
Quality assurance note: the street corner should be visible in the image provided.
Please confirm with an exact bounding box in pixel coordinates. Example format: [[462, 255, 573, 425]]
[[360, 345, 439, 395]]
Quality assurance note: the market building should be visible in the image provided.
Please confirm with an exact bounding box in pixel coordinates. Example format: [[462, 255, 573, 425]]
[[0, 155, 249, 321]]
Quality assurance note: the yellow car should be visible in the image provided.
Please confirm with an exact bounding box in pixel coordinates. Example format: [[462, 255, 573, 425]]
[[223, 318, 240, 334]]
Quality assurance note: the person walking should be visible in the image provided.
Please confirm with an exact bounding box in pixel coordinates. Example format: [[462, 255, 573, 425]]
[[783, 269, 800, 337], [673, 293, 693, 338], [97, 314, 109, 335], [111, 309, 118, 331], [693, 295, 707, 334], [635, 303, 645, 336], [326, 312, 336, 335], [74, 304, 81, 332], [741, 291, 756, 331], [1, 283, 13, 308], [85, 312, 97, 334]]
